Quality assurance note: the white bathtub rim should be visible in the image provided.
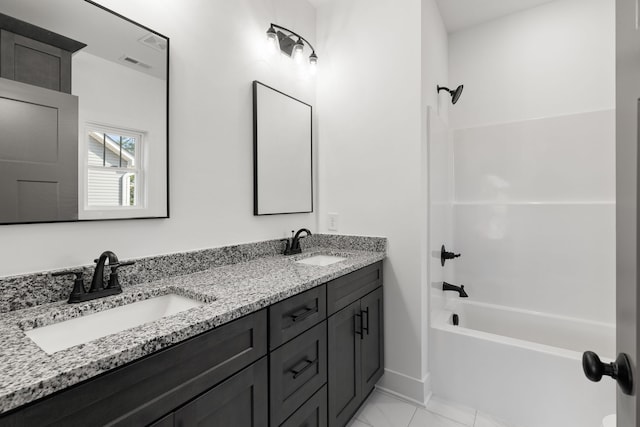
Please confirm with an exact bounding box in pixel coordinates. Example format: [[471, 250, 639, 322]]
[[432, 300, 615, 362], [441, 298, 615, 331]]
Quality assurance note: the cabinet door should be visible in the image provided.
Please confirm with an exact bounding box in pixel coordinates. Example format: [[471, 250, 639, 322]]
[[174, 357, 268, 427], [328, 300, 362, 427], [361, 287, 384, 397], [0, 30, 72, 93]]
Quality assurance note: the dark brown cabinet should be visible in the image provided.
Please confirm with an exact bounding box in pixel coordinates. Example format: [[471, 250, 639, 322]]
[[0, 310, 268, 426], [174, 357, 268, 427], [270, 321, 328, 425], [0, 261, 384, 427], [328, 300, 362, 427], [361, 287, 384, 397], [280, 385, 328, 427], [327, 263, 384, 427]]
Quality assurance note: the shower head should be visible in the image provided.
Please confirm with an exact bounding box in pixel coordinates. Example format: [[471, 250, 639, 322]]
[[437, 84, 464, 105]]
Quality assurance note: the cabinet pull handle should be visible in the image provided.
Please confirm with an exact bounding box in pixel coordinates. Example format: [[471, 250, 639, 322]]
[[289, 306, 317, 322], [362, 307, 369, 335], [291, 358, 318, 379], [355, 312, 363, 338]]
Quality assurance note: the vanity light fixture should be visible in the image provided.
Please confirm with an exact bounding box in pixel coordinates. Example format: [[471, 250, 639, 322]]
[[266, 23, 318, 70]]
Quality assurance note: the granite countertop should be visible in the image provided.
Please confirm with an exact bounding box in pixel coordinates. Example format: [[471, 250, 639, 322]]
[[0, 246, 385, 414]]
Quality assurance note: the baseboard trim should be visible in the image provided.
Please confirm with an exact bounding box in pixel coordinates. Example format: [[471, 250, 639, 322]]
[[376, 369, 432, 407]]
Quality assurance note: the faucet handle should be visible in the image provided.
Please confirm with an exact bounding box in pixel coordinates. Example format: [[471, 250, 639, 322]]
[[53, 270, 87, 303], [109, 260, 135, 270], [106, 260, 135, 290], [281, 238, 292, 255], [52, 270, 83, 278]]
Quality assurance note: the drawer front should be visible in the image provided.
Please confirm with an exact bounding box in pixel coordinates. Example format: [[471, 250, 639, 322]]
[[280, 384, 327, 427], [327, 262, 382, 315], [270, 321, 328, 426], [269, 284, 327, 350], [149, 413, 174, 427], [1, 310, 268, 427], [174, 357, 268, 427]]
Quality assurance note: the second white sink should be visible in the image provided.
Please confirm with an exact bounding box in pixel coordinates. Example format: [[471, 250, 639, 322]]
[[25, 294, 204, 354], [295, 255, 347, 266]]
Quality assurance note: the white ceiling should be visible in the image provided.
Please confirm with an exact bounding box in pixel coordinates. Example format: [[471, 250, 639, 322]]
[[436, 0, 557, 33], [309, 1, 560, 33]]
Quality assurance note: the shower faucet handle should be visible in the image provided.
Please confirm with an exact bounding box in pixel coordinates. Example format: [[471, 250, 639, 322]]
[[441, 245, 461, 266]]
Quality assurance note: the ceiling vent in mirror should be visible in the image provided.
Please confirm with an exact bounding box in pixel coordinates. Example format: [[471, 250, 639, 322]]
[[139, 33, 167, 51], [119, 55, 152, 69]]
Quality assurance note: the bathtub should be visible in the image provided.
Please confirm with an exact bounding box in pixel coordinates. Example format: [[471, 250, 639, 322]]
[[430, 299, 616, 427]]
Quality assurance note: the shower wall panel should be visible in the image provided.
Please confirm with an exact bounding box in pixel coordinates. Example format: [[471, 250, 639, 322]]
[[451, 110, 615, 323]]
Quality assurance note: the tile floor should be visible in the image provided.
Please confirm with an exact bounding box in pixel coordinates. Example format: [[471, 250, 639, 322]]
[[347, 390, 517, 427]]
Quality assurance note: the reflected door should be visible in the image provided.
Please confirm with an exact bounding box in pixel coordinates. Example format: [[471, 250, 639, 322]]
[[0, 77, 78, 223]]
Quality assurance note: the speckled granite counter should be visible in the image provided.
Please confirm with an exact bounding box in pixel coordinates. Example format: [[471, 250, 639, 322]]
[[0, 243, 385, 414]]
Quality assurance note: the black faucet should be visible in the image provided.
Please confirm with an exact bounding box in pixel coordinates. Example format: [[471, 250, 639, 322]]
[[443, 282, 468, 298], [53, 251, 135, 303], [283, 228, 312, 255], [91, 250, 119, 292]]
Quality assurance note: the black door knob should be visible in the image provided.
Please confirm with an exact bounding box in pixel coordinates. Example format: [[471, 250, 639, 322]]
[[582, 351, 634, 395]]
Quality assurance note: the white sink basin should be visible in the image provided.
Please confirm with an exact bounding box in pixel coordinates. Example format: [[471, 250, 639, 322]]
[[295, 255, 347, 266], [25, 294, 204, 354]]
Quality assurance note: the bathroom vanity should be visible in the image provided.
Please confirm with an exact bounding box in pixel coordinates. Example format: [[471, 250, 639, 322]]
[[0, 237, 385, 427]]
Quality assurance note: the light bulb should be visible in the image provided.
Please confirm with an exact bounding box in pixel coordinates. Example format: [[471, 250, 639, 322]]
[[309, 52, 318, 74], [292, 38, 304, 63]]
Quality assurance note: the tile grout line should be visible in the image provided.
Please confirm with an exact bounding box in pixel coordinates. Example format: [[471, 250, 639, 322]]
[[423, 406, 477, 427], [405, 406, 418, 427]]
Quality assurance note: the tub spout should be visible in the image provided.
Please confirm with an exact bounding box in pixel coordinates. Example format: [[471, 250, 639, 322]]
[[443, 282, 468, 298]]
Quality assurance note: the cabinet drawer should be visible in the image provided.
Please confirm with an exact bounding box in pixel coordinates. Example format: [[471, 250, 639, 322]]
[[270, 284, 326, 350], [280, 384, 327, 427], [327, 262, 382, 315], [1, 310, 268, 427], [174, 357, 268, 427], [149, 413, 174, 427], [270, 321, 328, 426]]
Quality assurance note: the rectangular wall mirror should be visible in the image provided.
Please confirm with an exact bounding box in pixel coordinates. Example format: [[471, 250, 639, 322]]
[[0, 0, 168, 224], [253, 81, 312, 215]]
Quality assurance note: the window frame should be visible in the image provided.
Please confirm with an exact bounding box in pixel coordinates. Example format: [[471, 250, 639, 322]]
[[81, 122, 146, 213]]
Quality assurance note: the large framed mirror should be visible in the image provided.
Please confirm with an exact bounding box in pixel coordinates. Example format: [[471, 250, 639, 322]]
[[253, 81, 312, 215], [0, 0, 168, 224]]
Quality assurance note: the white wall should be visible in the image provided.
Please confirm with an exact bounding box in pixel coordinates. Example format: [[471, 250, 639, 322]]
[[453, 111, 616, 323], [315, 0, 447, 404], [446, 0, 615, 322], [421, 0, 450, 401], [449, 0, 615, 129], [0, 0, 318, 276]]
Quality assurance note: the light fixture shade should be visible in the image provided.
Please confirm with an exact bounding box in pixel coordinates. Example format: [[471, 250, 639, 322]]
[[266, 25, 278, 52], [266, 25, 277, 40], [309, 52, 318, 75]]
